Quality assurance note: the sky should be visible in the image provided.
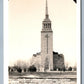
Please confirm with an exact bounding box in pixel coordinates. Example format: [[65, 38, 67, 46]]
[[8, 0, 77, 67]]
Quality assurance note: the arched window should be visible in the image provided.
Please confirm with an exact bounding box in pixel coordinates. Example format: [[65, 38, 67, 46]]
[[50, 23, 51, 28], [48, 23, 51, 28], [44, 24, 45, 28], [48, 24, 50, 28], [46, 24, 47, 28]]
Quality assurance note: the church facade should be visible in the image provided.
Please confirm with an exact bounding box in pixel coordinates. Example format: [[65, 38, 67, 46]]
[[40, 0, 53, 72], [31, 0, 65, 72]]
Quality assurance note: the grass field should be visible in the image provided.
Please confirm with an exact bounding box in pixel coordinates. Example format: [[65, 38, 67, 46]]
[[9, 71, 77, 76], [9, 71, 77, 84], [9, 71, 77, 79]]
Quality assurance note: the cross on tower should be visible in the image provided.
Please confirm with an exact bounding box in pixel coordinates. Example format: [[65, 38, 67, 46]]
[[45, 34, 49, 54]]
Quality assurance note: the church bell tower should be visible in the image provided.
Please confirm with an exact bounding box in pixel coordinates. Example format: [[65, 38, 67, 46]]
[[41, 0, 53, 72]]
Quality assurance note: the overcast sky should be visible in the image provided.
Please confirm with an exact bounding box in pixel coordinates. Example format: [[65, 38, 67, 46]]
[[8, 0, 77, 66]]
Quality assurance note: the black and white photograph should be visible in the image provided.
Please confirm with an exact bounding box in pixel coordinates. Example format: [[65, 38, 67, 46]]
[[7, 0, 80, 84]]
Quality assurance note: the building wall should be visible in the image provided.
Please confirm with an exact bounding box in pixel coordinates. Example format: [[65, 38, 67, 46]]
[[41, 31, 53, 71], [31, 53, 41, 72], [31, 51, 65, 72], [53, 52, 65, 70]]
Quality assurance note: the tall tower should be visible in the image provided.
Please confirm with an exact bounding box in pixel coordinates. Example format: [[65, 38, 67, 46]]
[[41, 0, 53, 72]]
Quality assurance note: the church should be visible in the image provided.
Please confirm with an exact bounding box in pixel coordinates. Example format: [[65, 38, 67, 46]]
[[31, 0, 65, 72]]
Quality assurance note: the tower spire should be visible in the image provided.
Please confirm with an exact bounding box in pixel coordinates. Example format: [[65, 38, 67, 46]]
[[46, 0, 49, 18]]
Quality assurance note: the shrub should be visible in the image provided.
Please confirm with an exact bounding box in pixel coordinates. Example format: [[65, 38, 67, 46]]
[[68, 66, 72, 71], [11, 69, 13, 72], [58, 68, 61, 71], [73, 66, 77, 71], [24, 68, 26, 72], [53, 66, 57, 71], [17, 67, 22, 73], [62, 67, 66, 71], [8, 66, 11, 72], [28, 65, 37, 72]]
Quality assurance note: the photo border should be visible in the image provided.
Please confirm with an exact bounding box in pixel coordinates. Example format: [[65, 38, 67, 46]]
[[82, 0, 84, 84], [0, 0, 3, 84], [0, 0, 83, 84]]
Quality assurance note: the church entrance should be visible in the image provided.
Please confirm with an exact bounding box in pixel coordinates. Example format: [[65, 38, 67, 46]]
[[44, 57, 49, 71]]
